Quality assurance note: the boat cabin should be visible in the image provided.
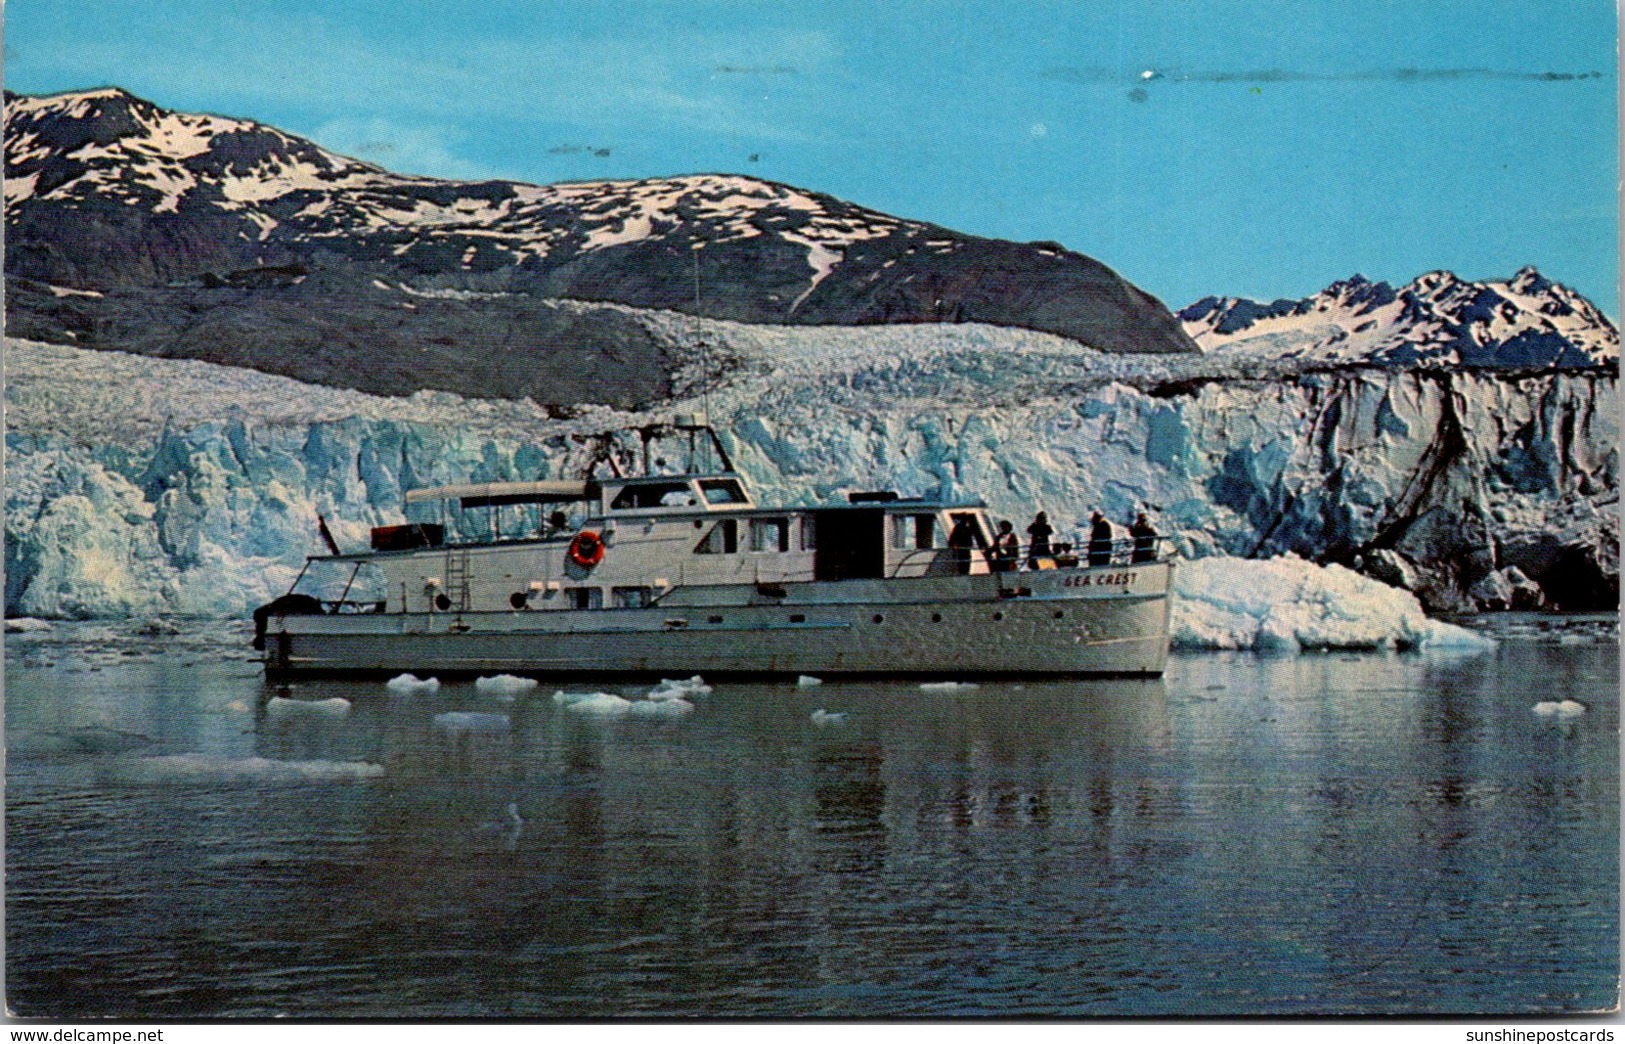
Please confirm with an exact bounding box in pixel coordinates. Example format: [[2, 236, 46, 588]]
[[301, 470, 1003, 617]]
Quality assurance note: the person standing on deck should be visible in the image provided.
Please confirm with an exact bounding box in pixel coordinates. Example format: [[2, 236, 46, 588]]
[[1088, 511, 1115, 566], [1026, 512, 1054, 568], [1130, 512, 1159, 563], [989, 520, 1019, 572], [948, 514, 978, 575]]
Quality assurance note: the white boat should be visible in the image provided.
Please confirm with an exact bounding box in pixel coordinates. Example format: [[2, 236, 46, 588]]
[[255, 418, 1173, 678]]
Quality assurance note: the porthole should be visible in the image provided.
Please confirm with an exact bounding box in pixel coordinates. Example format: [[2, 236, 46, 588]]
[[708, 615, 724, 624], [510, 592, 529, 610], [434, 594, 452, 611], [993, 611, 1005, 621], [1052, 609, 1064, 619], [872, 614, 885, 624], [790, 613, 807, 624], [931, 613, 943, 623]]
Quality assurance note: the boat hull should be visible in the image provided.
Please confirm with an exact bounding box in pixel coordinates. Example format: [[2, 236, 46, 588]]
[[263, 562, 1174, 679]]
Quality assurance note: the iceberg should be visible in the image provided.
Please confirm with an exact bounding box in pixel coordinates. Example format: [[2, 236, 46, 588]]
[[474, 674, 539, 695], [1170, 556, 1495, 652]]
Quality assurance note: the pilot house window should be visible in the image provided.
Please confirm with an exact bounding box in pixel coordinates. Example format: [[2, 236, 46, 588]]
[[568, 588, 602, 610], [699, 479, 747, 504], [611, 482, 693, 510], [892, 513, 938, 550], [750, 518, 790, 553], [695, 519, 739, 554]]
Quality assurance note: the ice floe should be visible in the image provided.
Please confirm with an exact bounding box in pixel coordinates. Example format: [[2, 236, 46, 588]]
[[474, 674, 539, 695], [810, 709, 848, 725], [386, 673, 441, 694], [920, 681, 980, 692], [797, 675, 823, 687], [552, 690, 695, 718], [648, 675, 711, 699], [1532, 699, 1587, 717], [1171, 556, 1496, 653]]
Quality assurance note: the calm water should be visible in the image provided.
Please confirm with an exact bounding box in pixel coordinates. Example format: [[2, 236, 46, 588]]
[[6, 618, 1618, 1018]]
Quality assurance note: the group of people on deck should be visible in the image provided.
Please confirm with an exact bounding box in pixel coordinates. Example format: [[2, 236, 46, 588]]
[[980, 509, 1159, 572]]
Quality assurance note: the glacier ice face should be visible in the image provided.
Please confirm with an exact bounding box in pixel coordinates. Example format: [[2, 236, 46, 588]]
[[5, 319, 1617, 622]]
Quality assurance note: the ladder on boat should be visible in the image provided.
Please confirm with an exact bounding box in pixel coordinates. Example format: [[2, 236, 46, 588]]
[[443, 547, 472, 612]]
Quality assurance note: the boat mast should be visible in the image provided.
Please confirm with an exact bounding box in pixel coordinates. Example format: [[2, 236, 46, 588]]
[[692, 238, 714, 472]]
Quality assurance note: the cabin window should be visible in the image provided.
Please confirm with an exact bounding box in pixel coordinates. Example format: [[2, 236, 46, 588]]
[[700, 479, 747, 504], [613, 586, 653, 609], [611, 482, 693, 510], [799, 515, 816, 550], [695, 519, 738, 554], [568, 588, 602, 610], [892, 513, 937, 550], [750, 517, 790, 553]]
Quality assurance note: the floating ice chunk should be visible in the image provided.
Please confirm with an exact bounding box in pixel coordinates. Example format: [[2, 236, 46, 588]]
[[266, 696, 350, 719], [5, 617, 52, 633], [1171, 556, 1497, 653], [556, 690, 695, 717], [648, 675, 711, 700], [475, 674, 539, 695], [386, 673, 441, 694], [797, 675, 824, 687], [552, 689, 616, 706], [562, 693, 635, 716], [122, 754, 383, 783], [811, 709, 848, 725], [919, 681, 979, 692], [1532, 699, 1587, 717], [433, 711, 511, 732]]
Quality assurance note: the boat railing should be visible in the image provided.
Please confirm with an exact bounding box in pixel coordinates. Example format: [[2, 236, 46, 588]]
[[1004, 535, 1170, 570]]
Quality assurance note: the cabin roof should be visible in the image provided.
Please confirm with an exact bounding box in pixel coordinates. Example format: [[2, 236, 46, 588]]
[[403, 479, 598, 506]]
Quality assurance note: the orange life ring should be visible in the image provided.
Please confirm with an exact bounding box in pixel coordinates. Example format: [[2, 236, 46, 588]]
[[568, 529, 605, 568]]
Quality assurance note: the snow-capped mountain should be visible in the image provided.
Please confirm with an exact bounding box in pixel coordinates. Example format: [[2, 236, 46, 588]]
[[1180, 270, 1617, 369], [4, 87, 1195, 407]]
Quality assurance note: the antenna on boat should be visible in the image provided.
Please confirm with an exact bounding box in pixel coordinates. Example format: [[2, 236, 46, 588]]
[[691, 238, 713, 448]]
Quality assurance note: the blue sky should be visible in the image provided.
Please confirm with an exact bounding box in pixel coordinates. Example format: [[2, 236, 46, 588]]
[[7, 0, 1618, 310]]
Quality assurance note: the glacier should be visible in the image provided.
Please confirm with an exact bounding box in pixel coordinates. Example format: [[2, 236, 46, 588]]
[[5, 304, 1616, 636]]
